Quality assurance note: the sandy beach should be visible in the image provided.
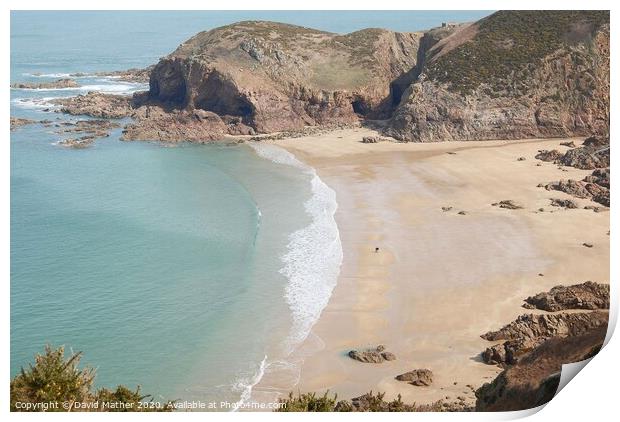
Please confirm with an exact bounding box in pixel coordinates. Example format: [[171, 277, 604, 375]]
[[252, 127, 610, 407]]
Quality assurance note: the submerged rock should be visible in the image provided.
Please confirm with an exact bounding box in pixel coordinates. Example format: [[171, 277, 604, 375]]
[[11, 78, 79, 90], [10, 117, 36, 131]]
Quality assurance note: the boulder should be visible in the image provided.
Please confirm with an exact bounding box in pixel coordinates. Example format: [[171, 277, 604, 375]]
[[348, 345, 396, 363], [395, 369, 433, 386]]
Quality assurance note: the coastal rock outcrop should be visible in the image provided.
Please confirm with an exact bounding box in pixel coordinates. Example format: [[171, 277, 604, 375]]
[[480, 311, 608, 365], [386, 11, 609, 142], [50, 92, 134, 119], [523, 281, 610, 312], [10, 117, 36, 131], [536, 136, 610, 170], [348, 345, 396, 363], [121, 107, 229, 143], [476, 325, 606, 411], [545, 169, 610, 207]]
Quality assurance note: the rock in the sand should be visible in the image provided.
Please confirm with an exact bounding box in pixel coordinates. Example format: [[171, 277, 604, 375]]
[[11, 78, 79, 90], [584, 205, 603, 212], [582, 242, 593, 248], [348, 345, 395, 363], [481, 344, 507, 366], [494, 200, 523, 210], [457, 211, 467, 215], [441, 206, 453, 212], [560, 141, 576, 147], [517, 156, 526, 161], [535, 149, 563, 162], [549, 198, 578, 209], [546, 179, 590, 199], [381, 352, 396, 361], [395, 369, 433, 386], [361, 136, 382, 144], [523, 281, 609, 312], [545, 170, 609, 207], [535, 137, 609, 170]]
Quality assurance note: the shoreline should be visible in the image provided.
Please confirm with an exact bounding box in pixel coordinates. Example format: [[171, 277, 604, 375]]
[[250, 127, 610, 407]]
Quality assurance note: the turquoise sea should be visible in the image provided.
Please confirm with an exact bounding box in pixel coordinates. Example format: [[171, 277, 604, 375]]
[[10, 11, 491, 407]]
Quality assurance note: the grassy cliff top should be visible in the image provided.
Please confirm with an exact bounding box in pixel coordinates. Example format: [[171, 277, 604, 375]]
[[425, 10, 610, 95], [166, 21, 421, 92]]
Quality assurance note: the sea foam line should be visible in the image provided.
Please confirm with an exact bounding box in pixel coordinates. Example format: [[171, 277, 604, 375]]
[[249, 142, 344, 350], [230, 142, 343, 408], [230, 355, 268, 412], [11, 83, 147, 94]]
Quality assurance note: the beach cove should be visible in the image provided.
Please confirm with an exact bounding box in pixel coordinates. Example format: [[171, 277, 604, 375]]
[[251, 127, 610, 407]]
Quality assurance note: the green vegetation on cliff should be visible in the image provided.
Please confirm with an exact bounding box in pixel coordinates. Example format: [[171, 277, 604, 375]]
[[426, 10, 609, 95], [276, 391, 454, 412], [10, 346, 173, 412]]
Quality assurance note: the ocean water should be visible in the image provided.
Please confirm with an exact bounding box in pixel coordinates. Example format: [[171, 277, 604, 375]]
[[10, 10, 490, 407]]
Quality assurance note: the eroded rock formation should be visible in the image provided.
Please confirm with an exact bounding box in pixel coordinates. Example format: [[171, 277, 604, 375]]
[[386, 11, 609, 142], [481, 311, 608, 365], [523, 281, 610, 311], [139, 21, 423, 138], [51, 92, 134, 119], [476, 326, 606, 411]]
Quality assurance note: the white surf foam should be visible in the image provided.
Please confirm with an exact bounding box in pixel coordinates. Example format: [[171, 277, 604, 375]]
[[11, 96, 61, 110], [230, 355, 268, 412], [11, 82, 147, 95], [23, 72, 85, 78], [249, 142, 343, 350], [232, 142, 342, 407]]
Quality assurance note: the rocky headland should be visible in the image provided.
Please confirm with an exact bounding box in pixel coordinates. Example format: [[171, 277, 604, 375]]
[[14, 10, 608, 145]]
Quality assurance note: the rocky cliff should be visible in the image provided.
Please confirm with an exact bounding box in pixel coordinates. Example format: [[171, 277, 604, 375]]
[[386, 11, 610, 141], [139, 21, 422, 138], [41, 12, 610, 144]]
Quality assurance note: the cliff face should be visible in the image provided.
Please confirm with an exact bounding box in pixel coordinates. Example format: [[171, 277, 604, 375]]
[[386, 11, 610, 142], [119, 12, 609, 142], [146, 21, 422, 134]]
